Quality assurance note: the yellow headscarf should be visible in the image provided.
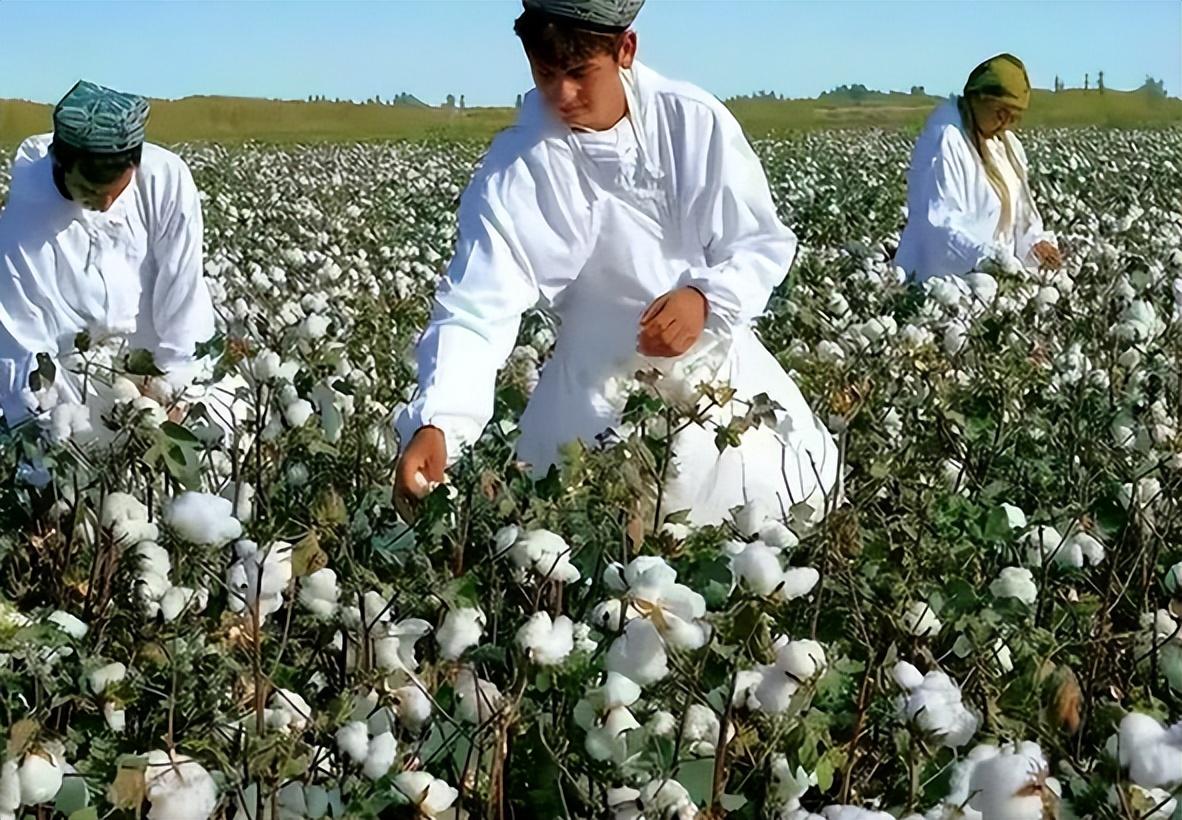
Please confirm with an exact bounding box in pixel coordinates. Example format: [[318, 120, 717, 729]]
[[960, 54, 1031, 238]]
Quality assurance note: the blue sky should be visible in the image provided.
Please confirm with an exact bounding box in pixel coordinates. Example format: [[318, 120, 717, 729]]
[[0, 0, 1178, 106]]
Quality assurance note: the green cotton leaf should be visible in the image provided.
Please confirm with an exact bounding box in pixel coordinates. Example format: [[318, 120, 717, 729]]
[[677, 757, 715, 804], [160, 421, 201, 445], [194, 332, 225, 360], [55, 775, 91, 815], [983, 506, 1012, 541], [68, 809, 99, 820], [441, 575, 480, 609], [125, 349, 166, 376]]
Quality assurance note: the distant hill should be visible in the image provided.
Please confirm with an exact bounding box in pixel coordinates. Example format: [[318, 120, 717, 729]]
[[1, 86, 1178, 144]]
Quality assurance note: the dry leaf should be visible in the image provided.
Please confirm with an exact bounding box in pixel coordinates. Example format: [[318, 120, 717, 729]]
[[6, 717, 37, 758], [107, 765, 147, 810], [291, 530, 328, 577], [1050, 666, 1083, 735]]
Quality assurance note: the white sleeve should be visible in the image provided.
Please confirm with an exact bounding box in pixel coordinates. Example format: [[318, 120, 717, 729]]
[[396, 141, 592, 463], [906, 130, 1006, 278], [1008, 135, 1056, 265], [677, 103, 797, 328], [149, 164, 216, 373]]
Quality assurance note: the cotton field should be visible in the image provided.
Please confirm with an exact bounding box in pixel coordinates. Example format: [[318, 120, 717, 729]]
[[0, 127, 1180, 819]]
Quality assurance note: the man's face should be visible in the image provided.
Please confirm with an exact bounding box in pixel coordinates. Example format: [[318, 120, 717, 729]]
[[528, 32, 636, 130], [62, 164, 135, 212]]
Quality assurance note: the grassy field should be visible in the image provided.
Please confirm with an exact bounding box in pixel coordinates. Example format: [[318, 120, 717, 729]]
[[1, 87, 1179, 145]]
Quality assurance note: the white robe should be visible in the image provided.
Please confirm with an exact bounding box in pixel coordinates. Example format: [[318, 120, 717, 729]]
[[396, 61, 838, 525], [895, 98, 1056, 283], [0, 134, 215, 422]]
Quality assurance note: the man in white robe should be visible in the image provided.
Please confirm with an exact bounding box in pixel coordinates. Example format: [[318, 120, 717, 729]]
[[0, 80, 216, 426], [395, 0, 838, 525], [896, 54, 1062, 283]]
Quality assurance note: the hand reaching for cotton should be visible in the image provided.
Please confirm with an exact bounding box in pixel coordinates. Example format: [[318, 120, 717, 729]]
[[394, 425, 446, 511], [637, 287, 708, 358]]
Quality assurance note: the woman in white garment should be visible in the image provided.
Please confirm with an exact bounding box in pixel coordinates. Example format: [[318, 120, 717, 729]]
[[0, 81, 216, 426], [394, 0, 838, 526], [895, 54, 1063, 283]]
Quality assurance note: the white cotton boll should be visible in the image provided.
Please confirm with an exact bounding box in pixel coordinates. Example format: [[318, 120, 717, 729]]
[[608, 786, 643, 819], [731, 541, 785, 596], [362, 732, 396, 781], [336, 721, 370, 765], [111, 376, 141, 403], [646, 710, 677, 738], [88, 661, 127, 694], [507, 529, 581, 583], [372, 619, 431, 674], [0, 760, 19, 814], [990, 567, 1038, 605], [298, 568, 340, 619], [131, 395, 168, 429], [572, 621, 597, 654], [588, 672, 642, 712], [1023, 525, 1065, 568], [732, 668, 765, 710], [47, 610, 88, 639], [1119, 713, 1182, 788], [660, 522, 691, 541], [392, 684, 433, 732], [776, 639, 827, 681], [283, 399, 314, 428], [639, 779, 696, 818], [902, 601, 942, 637], [967, 744, 1055, 820], [815, 340, 846, 362], [219, 482, 254, 524], [266, 688, 312, 733], [144, 749, 218, 820], [165, 492, 243, 546], [455, 667, 503, 724], [760, 520, 799, 549], [899, 670, 979, 748], [893, 661, 925, 690], [590, 599, 624, 633], [734, 499, 775, 538], [779, 567, 821, 600], [101, 493, 158, 545], [606, 618, 669, 686], [299, 314, 330, 340], [104, 702, 126, 733], [585, 706, 641, 762], [517, 612, 575, 666], [820, 806, 895, 820], [436, 607, 486, 661], [943, 321, 969, 355], [393, 771, 459, 817], [17, 752, 62, 805], [682, 703, 732, 756], [991, 639, 1014, 674], [1066, 531, 1105, 565], [159, 586, 206, 622]]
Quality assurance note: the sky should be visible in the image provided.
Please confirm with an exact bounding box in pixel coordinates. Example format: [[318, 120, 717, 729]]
[[0, 0, 1178, 107]]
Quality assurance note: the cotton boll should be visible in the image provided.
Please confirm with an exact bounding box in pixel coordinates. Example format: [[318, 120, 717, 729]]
[[588, 672, 642, 712], [159, 586, 206, 622], [298, 568, 340, 619], [893, 661, 925, 690], [731, 540, 785, 596], [967, 743, 1056, 820], [516, 613, 575, 666], [362, 732, 397, 781], [506, 529, 581, 583], [392, 683, 433, 732], [336, 721, 370, 765], [639, 779, 696, 818], [902, 601, 942, 637], [47, 610, 88, 640], [393, 771, 459, 818], [299, 314, 330, 340], [898, 669, 979, 748], [436, 607, 486, 661], [88, 661, 127, 695], [266, 688, 312, 733], [283, 399, 315, 428], [17, 751, 63, 805], [1118, 713, 1182, 788], [731, 668, 765, 710], [0, 760, 19, 815], [144, 750, 217, 820], [682, 703, 733, 756], [585, 706, 641, 762], [606, 619, 669, 686], [104, 702, 126, 733], [455, 667, 503, 725], [165, 492, 243, 546], [989, 567, 1038, 605]]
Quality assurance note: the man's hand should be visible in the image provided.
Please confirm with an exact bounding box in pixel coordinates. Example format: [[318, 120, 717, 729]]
[[638, 287, 708, 358], [394, 426, 447, 512], [1032, 241, 1063, 270]]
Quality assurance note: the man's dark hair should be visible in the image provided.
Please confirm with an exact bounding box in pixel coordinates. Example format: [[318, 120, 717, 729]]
[[50, 137, 142, 186], [513, 7, 623, 69]]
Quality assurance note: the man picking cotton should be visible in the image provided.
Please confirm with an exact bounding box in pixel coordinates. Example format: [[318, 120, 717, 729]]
[[395, 0, 837, 525], [0, 80, 216, 425]]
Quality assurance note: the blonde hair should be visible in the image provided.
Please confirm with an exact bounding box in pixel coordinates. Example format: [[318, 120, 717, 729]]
[[958, 95, 1027, 236]]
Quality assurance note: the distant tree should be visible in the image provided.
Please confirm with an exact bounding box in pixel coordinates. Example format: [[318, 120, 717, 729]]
[[1141, 75, 1168, 98], [375, 93, 382, 104], [515, 93, 523, 109], [1085, 73, 1090, 90], [445, 94, 456, 109], [460, 94, 466, 110], [909, 85, 925, 96], [1097, 71, 1105, 93], [1053, 75, 1062, 93]]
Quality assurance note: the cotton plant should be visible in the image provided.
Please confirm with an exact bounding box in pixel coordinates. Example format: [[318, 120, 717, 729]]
[[894, 661, 979, 748]]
